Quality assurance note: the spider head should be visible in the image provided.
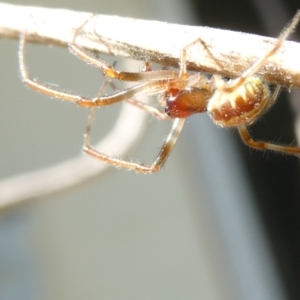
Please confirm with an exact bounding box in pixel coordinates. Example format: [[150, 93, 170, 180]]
[[165, 87, 212, 118]]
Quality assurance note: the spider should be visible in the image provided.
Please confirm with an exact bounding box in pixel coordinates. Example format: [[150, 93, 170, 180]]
[[19, 11, 300, 174]]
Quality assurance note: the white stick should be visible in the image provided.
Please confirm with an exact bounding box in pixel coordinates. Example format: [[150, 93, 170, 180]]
[[0, 3, 300, 87]]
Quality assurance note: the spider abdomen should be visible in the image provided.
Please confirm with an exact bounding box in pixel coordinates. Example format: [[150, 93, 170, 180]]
[[207, 77, 270, 127]]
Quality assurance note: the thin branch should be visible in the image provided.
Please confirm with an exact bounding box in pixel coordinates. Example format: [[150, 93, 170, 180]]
[[0, 3, 300, 88]]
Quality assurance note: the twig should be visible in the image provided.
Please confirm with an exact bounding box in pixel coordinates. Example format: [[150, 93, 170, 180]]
[[0, 3, 300, 87]]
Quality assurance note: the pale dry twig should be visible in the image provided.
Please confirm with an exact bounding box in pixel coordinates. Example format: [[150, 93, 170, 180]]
[[0, 3, 300, 87]]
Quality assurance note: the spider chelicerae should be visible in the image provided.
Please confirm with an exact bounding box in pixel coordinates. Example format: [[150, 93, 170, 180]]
[[19, 11, 300, 173]]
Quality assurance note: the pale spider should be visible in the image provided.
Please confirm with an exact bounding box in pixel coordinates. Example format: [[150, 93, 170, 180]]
[[19, 11, 300, 174]]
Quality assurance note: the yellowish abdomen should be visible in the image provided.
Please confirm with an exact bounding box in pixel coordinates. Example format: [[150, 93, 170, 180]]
[[207, 77, 270, 127]]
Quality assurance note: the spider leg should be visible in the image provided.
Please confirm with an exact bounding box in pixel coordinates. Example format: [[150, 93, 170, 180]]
[[84, 117, 185, 174], [69, 44, 177, 81], [179, 37, 224, 78], [83, 75, 182, 173], [19, 31, 170, 107], [268, 85, 281, 108], [19, 31, 84, 103], [226, 10, 300, 92], [238, 124, 300, 156], [126, 98, 171, 120], [78, 80, 170, 107], [106, 74, 171, 119], [69, 14, 177, 82], [84, 76, 113, 147]]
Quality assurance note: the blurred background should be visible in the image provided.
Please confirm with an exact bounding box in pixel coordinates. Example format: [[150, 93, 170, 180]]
[[0, 0, 300, 299]]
